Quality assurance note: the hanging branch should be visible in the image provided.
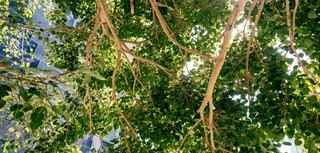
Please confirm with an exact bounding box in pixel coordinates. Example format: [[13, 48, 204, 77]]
[[83, 3, 101, 132], [197, 0, 248, 151], [245, 0, 265, 104], [243, 0, 258, 41], [285, 0, 319, 98], [97, 0, 138, 139]]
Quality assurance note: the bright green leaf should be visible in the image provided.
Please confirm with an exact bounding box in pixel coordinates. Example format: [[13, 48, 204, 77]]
[[91, 71, 106, 80], [78, 67, 91, 74]]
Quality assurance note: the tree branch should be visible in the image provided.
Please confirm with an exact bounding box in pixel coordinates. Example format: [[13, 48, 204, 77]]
[[245, 0, 265, 104], [285, 0, 319, 98], [197, 0, 248, 151], [150, 0, 212, 60]]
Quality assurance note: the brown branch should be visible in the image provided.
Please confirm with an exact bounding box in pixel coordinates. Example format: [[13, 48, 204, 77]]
[[83, 4, 101, 133], [285, 0, 319, 98], [113, 49, 139, 140], [122, 39, 150, 45], [150, 0, 212, 60], [85, 7, 101, 67], [98, 0, 122, 47], [216, 147, 233, 153], [120, 42, 173, 77], [130, 0, 134, 15], [177, 119, 201, 152], [98, 0, 138, 139], [122, 53, 154, 107], [292, 0, 299, 37], [197, 0, 248, 151], [245, 0, 265, 104], [198, 0, 248, 115], [220, 0, 248, 39], [155, 2, 174, 11], [243, 0, 258, 41]]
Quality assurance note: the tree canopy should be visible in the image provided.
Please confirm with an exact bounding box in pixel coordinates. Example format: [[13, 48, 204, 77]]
[[0, 0, 319, 152]]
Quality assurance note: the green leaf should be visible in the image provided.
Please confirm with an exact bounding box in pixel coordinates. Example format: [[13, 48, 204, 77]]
[[10, 104, 23, 111], [79, 68, 106, 80], [28, 87, 42, 96], [30, 120, 43, 131], [31, 107, 46, 121], [22, 67, 41, 73], [51, 106, 69, 121], [54, 62, 66, 69], [282, 142, 292, 146], [48, 81, 58, 88], [22, 103, 33, 112], [30, 107, 46, 131], [304, 39, 314, 47], [0, 99, 5, 109], [0, 84, 11, 97], [91, 70, 106, 80], [19, 86, 30, 102], [13, 111, 24, 119], [294, 139, 302, 146], [308, 10, 318, 19], [0, 70, 7, 75], [274, 143, 281, 147], [78, 67, 91, 74], [82, 74, 91, 85], [307, 95, 318, 103]]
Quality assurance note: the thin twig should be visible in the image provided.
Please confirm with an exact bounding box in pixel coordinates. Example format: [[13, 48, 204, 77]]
[[177, 119, 201, 152]]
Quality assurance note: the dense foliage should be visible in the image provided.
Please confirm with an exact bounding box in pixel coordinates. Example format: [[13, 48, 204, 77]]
[[0, 0, 319, 152]]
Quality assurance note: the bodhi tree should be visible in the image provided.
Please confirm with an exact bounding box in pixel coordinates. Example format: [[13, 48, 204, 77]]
[[0, 0, 319, 152]]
